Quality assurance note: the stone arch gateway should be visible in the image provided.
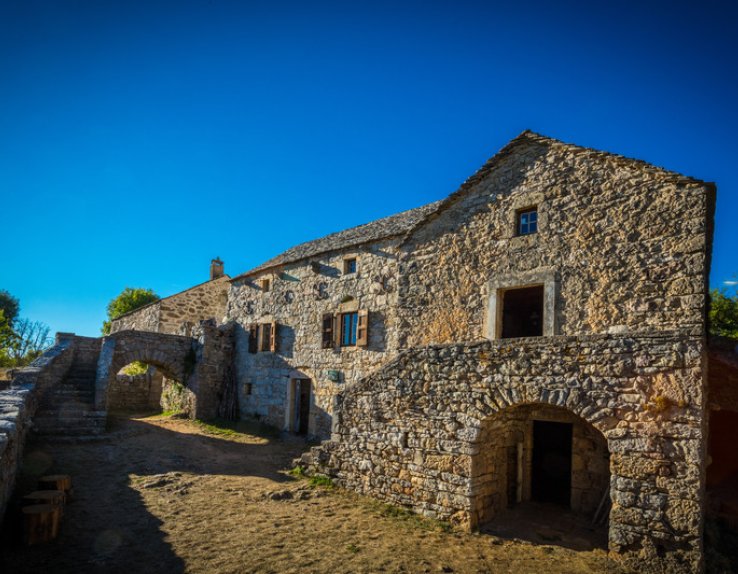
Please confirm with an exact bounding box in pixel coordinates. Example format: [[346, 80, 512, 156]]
[[94, 330, 196, 414], [301, 336, 706, 573]]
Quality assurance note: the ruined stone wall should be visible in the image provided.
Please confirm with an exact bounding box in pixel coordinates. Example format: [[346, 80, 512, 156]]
[[303, 333, 706, 573], [109, 276, 230, 335], [227, 239, 402, 436], [0, 335, 78, 521], [399, 138, 712, 347]]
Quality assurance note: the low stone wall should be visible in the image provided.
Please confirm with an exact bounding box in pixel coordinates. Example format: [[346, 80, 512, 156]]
[[0, 335, 77, 520], [301, 333, 707, 573], [107, 370, 164, 412]]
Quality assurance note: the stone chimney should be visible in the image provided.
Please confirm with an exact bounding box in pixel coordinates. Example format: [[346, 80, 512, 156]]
[[210, 257, 224, 280]]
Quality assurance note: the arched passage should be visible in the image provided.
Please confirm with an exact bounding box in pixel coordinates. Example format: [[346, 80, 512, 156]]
[[471, 403, 610, 536], [95, 330, 196, 415]]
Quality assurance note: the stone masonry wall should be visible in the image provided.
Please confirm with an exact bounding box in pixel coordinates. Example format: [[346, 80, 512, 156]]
[[107, 370, 164, 412], [109, 301, 160, 333], [159, 276, 230, 335], [0, 335, 77, 521], [399, 137, 712, 347], [303, 333, 706, 573], [109, 276, 230, 336], [227, 238, 403, 436]]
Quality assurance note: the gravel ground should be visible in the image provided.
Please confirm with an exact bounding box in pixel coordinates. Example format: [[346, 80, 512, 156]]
[[0, 414, 628, 574]]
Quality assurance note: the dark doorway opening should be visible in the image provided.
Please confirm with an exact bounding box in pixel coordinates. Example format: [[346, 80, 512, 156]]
[[294, 379, 311, 435], [506, 445, 519, 508], [501, 286, 544, 338], [532, 420, 572, 506]]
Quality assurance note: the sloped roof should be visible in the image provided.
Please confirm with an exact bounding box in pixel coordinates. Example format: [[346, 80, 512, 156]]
[[230, 201, 443, 281], [232, 130, 714, 281]]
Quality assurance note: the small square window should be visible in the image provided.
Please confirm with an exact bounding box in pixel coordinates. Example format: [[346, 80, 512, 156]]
[[343, 258, 357, 274], [517, 208, 538, 236], [260, 277, 271, 292]]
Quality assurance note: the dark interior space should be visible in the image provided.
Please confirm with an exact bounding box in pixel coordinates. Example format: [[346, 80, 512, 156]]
[[501, 286, 544, 338], [297, 379, 311, 435], [708, 410, 738, 488], [532, 420, 572, 506], [506, 445, 518, 508]]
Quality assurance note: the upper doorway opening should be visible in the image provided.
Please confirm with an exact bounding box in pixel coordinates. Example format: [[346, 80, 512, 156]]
[[501, 285, 544, 338]]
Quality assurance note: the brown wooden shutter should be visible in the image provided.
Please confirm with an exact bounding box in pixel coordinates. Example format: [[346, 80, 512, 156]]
[[333, 313, 341, 348], [322, 314, 333, 349], [356, 309, 369, 346], [248, 324, 258, 354], [270, 321, 277, 352]]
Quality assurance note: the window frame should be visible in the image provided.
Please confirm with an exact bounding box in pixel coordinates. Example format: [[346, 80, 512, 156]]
[[516, 207, 538, 236], [340, 311, 358, 347], [343, 257, 357, 275]]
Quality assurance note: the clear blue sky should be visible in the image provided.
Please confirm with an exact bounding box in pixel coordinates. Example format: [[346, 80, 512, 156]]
[[1, 0, 736, 337]]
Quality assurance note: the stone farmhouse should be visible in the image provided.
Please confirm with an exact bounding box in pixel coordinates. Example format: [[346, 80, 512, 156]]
[[2, 130, 733, 573]]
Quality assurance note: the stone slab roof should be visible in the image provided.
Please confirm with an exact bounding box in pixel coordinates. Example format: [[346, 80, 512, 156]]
[[230, 201, 443, 281]]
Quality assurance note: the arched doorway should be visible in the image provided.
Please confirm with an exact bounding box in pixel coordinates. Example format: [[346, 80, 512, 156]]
[[472, 403, 610, 548]]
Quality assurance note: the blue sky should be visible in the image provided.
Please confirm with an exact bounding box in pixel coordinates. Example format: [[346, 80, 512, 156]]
[[1, 0, 736, 337]]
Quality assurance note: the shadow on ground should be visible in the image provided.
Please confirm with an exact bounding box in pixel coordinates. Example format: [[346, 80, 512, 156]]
[[480, 502, 608, 552], [0, 415, 306, 574]]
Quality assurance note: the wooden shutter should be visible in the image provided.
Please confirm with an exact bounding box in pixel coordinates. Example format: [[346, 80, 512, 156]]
[[269, 321, 277, 352], [356, 309, 369, 346], [248, 325, 258, 354], [322, 314, 333, 349], [333, 313, 341, 348]]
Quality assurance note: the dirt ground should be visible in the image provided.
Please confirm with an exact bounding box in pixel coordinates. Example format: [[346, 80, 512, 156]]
[[1, 415, 629, 574]]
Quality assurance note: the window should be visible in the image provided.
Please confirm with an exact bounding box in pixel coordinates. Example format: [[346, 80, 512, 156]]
[[248, 322, 278, 353], [321, 309, 369, 348], [343, 257, 357, 274], [259, 322, 273, 352], [341, 312, 358, 346], [501, 286, 544, 338], [517, 208, 538, 236], [259, 277, 271, 292], [244, 383, 253, 396]]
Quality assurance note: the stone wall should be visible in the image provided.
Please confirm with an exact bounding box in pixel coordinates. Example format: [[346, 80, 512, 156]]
[[159, 276, 230, 335], [227, 238, 403, 436], [107, 370, 164, 412], [187, 320, 235, 420], [302, 333, 706, 573], [109, 276, 230, 336], [109, 301, 160, 333], [0, 334, 78, 521], [398, 136, 713, 347]]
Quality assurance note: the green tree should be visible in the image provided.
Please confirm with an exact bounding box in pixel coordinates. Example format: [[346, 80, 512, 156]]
[[709, 288, 738, 339], [102, 287, 160, 335], [0, 309, 18, 366], [0, 290, 20, 326]]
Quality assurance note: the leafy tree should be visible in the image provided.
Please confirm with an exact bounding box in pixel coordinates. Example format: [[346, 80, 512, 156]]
[[102, 287, 160, 335], [0, 290, 19, 326], [0, 310, 18, 366], [709, 288, 738, 339]]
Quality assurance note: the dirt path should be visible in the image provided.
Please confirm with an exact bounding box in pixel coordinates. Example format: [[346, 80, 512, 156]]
[[1, 415, 628, 574]]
